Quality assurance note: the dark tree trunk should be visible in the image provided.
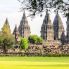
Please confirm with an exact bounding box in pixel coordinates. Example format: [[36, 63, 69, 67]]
[[3, 44, 7, 54]]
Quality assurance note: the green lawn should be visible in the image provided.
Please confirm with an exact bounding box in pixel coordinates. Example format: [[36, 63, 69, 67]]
[[0, 57, 69, 69]]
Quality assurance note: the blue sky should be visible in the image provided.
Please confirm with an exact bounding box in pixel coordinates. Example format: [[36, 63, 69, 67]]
[[0, 0, 67, 36]]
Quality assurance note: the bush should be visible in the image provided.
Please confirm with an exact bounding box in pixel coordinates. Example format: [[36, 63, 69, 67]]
[[28, 35, 43, 44], [20, 38, 29, 50]]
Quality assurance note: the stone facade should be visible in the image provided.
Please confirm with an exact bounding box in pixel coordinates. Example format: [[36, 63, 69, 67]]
[[12, 11, 66, 46], [13, 25, 19, 42], [67, 16, 69, 43], [41, 11, 54, 41], [41, 11, 65, 46], [53, 12, 64, 40], [18, 11, 30, 38]]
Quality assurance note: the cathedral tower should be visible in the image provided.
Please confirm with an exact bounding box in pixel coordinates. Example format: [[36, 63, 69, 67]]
[[67, 16, 69, 43], [13, 25, 19, 42], [18, 11, 30, 38], [53, 12, 64, 40], [41, 10, 54, 41]]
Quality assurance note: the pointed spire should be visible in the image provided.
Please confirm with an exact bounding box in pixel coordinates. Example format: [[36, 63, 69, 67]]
[[13, 25, 19, 42], [5, 18, 9, 25], [18, 11, 30, 38], [21, 11, 28, 25], [22, 10, 26, 19], [56, 10, 58, 15], [13, 24, 18, 35], [41, 10, 54, 40], [46, 9, 48, 16], [53, 12, 64, 40], [61, 30, 66, 45], [66, 15, 69, 43], [43, 10, 49, 25]]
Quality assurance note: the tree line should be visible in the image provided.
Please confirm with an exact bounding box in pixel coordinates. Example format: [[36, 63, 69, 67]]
[[0, 19, 43, 54]]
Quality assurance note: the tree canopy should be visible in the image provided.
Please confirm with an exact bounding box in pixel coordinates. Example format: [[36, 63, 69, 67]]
[[0, 18, 15, 53], [20, 38, 29, 49], [18, 0, 69, 16], [28, 35, 43, 44], [2, 18, 11, 36]]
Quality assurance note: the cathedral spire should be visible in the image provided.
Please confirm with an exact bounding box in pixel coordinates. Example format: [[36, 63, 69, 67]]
[[41, 11, 54, 40], [67, 16, 69, 43], [53, 12, 64, 40], [60, 30, 66, 45], [18, 11, 30, 38], [5, 18, 8, 24], [13, 25, 19, 43]]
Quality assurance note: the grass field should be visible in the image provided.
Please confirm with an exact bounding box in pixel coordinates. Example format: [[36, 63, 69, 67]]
[[0, 57, 69, 69]]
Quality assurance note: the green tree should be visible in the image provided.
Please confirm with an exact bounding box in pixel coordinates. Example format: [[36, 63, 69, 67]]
[[28, 35, 37, 44], [1, 18, 15, 53], [0, 35, 4, 47], [20, 38, 29, 49], [37, 37, 43, 44], [0, 35, 15, 54], [0, 35, 15, 53], [28, 35, 43, 44], [2, 18, 11, 36]]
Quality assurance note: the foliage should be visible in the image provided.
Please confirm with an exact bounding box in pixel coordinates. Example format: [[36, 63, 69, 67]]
[[28, 35, 43, 44], [18, 0, 69, 16], [2, 18, 11, 36], [20, 38, 29, 49], [0, 35, 15, 53], [0, 18, 15, 53]]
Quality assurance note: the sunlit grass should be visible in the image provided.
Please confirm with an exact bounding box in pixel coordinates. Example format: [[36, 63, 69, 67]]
[[0, 57, 69, 69]]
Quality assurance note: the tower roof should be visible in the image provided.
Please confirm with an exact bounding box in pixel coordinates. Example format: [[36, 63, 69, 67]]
[[41, 10, 53, 40], [53, 12, 64, 40], [53, 12, 63, 28], [21, 11, 28, 25], [13, 25, 18, 35], [18, 11, 30, 37], [5, 18, 9, 25], [43, 10, 49, 25]]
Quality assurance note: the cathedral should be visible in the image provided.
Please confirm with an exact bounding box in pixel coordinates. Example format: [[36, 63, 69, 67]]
[[41, 11, 66, 46], [13, 11, 69, 45], [41, 10, 54, 41], [67, 16, 69, 43], [53, 11, 64, 40], [18, 11, 30, 38], [13, 11, 30, 42]]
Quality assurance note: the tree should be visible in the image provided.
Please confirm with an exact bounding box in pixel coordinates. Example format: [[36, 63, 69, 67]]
[[2, 18, 11, 36], [28, 35, 43, 44], [20, 38, 29, 49], [28, 35, 37, 44], [37, 37, 43, 44], [2, 37, 14, 53], [1, 18, 15, 53], [0, 35, 15, 54], [18, 0, 69, 16]]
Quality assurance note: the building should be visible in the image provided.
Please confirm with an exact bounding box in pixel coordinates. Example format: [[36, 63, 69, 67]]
[[67, 16, 69, 43], [12, 11, 67, 46], [41, 10, 54, 41], [13, 25, 19, 42], [53, 12, 64, 40], [18, 11, 30, 38]]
